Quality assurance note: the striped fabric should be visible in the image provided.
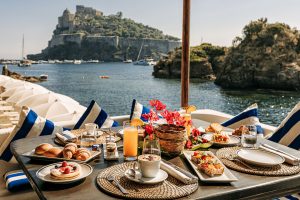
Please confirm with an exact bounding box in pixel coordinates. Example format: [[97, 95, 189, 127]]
[[269, 102, 300, 150], [275, 193, 300, 200], [74, 100, 118, 129], [4, 170, 31, 192], [221, 103, 264, 135], [0, 106, 63, 162], [130, 99, 151, 122]]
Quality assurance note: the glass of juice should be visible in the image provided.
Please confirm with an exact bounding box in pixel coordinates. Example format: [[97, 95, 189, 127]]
[[123, 121, 138, 161], [180, 108, 192, 137]]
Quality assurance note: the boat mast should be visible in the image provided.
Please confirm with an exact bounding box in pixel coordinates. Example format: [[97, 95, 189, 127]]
[[22, 34, 25, 60], [136, 39, 144, 61]]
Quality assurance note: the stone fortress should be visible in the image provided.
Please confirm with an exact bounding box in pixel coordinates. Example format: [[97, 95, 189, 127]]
[[44, 5, 181, 58]]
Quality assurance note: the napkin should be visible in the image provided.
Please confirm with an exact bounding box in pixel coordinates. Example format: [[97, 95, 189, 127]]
[[160, 160, 198, 184], [55, 130, 77, 143], [4, 170, 31, 192], [260, 144, 300, 166]]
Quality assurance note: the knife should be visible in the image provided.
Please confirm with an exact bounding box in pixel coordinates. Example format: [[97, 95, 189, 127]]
[[261, 144, 300, 161]]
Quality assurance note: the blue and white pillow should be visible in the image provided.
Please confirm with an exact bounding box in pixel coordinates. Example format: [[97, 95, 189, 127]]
[[130, 99, 151, 122], [74, 100, 118, 129], [269, 102, 300, 150], [4, 170, 31, 192], [221, 103, 264, 135], [0, 106, 63, 162]]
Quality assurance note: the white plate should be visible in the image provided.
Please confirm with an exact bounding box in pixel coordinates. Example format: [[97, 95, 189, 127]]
[[124, 169, 168, 184], [237, 149, 285, 167], [183, 151, 238, 183], [36, 162, 93, 184]]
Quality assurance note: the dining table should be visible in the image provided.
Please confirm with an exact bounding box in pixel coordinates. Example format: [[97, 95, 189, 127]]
[[9, 119, 300, 200]]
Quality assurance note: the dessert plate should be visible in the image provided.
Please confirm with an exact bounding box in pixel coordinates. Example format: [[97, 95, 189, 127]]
[[237, 149, 285, 167], [124, 169, 168, 184], [36, 162, 93, 184], [183, 151, 238, 183], [204, 133, 240, 147]]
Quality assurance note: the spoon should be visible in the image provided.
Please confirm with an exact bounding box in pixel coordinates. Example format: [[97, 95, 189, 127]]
[[107, 175, 128, 194]]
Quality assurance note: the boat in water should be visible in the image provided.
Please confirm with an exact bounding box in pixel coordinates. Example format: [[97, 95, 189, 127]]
[[123, 59, 133, 63], [99, 76, 110, 79], [18, 34, 32, 67], [134, 58, 156, 66], [73, 60, 82, 64], [40, 74, 48, 80]]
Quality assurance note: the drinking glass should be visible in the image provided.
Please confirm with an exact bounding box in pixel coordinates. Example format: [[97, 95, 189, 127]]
[[241, 125, 257, 148], [80, 123, 99, 148], [180, 108, 192, 137], [123, 121, 138, 161]]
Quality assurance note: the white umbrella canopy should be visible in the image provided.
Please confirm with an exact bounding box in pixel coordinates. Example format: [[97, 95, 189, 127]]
[[16, 92, 79, 108], [0, 75, 12, 82], [31, 101, 82, 119], [0, 84, 48, 98], [6, 88, 48, 103]]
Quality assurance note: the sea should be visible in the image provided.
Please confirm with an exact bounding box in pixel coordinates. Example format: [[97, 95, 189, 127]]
[[7, 63, 300, 127]]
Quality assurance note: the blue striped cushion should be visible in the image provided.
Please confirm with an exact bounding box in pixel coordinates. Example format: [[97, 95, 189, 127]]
[[269, 102, 300, 150], [4, 170, 31, 192], [221, 104, 264, 135], [0, 106, 63, 162], [274, 193, 300, 199], [74, 100, 118, 129], [130, 99, 151, 122]]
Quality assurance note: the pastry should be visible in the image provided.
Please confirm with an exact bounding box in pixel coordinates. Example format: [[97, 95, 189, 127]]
[[213, 133, 229, 143], [63, 143, 78, 159], [191, 151, 214, 164], [75, 148, 91, 161], [50, 161, 81, 180], [232, 125, 249, 136], [35, 143, 53, 155], [205, 123, 223, 133], [198, 162, 224, 177], [43, 147, 63, 158]]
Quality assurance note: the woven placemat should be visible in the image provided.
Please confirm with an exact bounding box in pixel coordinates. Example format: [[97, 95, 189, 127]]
[[54, 129, 121, 146], [96, 162, 198, 199], [216, 147, 300, 176]]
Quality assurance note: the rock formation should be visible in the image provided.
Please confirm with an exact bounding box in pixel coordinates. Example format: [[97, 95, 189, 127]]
[[2, 66, 44, 82], [215, 18, 300, 90]]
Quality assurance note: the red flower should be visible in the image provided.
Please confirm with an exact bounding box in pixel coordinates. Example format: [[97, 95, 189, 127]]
[[185, 139, 192, 149], [192, 128, 201, 137], [144, 124, 154, 135], [149, 100, 166, 111], [142, 109, 159, 122]]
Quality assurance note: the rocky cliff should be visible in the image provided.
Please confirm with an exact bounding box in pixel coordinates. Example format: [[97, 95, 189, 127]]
[[28, 5, 180, 61], [215, 18, 300, 90], [153, 43, 226, 80]]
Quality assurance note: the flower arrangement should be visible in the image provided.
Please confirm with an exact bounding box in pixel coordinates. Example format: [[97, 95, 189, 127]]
[[141, 99, 192, 139]]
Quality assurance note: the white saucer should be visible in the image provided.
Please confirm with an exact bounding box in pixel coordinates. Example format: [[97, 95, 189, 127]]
[[124, 169, 168, 184], [36, 162, 93, 184], [237, 149, 285, 167]]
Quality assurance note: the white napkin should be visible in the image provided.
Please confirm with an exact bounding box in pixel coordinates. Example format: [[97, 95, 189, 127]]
[[55, 130, 77, 143], [160, 161, 198, 184], [260, 144, 300, 166]]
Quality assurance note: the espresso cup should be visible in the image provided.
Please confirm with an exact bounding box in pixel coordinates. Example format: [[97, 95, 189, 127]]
[[85, 123, 99, 135], [138, 154, 161, 178]]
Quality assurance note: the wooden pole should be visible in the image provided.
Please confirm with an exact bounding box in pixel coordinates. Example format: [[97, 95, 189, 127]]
[[181, 0, 191, 107]]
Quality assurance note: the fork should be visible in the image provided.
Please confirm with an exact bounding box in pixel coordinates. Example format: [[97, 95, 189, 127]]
[[107, 175, 129, 194], [222, 156, 257, 171]]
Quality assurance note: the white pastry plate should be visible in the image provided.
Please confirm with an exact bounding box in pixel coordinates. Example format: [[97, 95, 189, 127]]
[[183, 151, 238, 183], [36, 162, 93, 184], [22, 148, 101, 163], [124, 169, 168, 185], [237, 149, 285, 167]]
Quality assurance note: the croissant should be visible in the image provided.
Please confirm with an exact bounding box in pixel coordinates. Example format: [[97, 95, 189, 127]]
[[63, 143, 77, 159], [75, 148, 91, 161]]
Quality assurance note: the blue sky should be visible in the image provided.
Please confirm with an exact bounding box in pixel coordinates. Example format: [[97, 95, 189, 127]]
[[1, 0, 300, 59]]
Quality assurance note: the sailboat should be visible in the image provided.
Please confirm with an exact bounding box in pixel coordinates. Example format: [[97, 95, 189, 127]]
[[18, 34, 32, 67], [133, 40, 156, 66]]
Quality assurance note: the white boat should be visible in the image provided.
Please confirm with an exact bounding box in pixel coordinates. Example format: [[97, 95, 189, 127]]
[[63, 60, 73, 64], [18, 34, 31, 67], [40, 74, 48, 80], [133, 58, 156, 66], [48, 60, 55, 64], [73, 60, 82, 64], [87, 60, 99, 63], [123, 59, 133, 63]]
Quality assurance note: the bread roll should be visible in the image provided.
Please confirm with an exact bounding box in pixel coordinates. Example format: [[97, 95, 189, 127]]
[[63, 143, 77, 159], [75, 148, 91, 161], [43, 147, 62, 158], [35, 143, 53, 155]]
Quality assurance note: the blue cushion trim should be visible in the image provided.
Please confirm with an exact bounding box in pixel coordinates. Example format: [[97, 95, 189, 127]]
[[0, 110, 37, 161], [221, 109, 257, 127], [7, 178, 30, 192], [256, 125, 264, 134], [5, 172, 25, 181], [40, 119, 55, 136], [130, 99, 137, 120], [141, 105, 151, 122], [269, 110, 300, 143], [74, 100, 96, 129], [63, 127, 71, 131], [112, 121, 119, 127], [288, 134, 300, 150], [94, 109, 108, 128], [284, 195, 299, 200]]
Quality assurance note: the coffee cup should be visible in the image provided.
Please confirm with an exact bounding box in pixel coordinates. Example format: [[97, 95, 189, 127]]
[[85, 123, 99, 135], [138, 154, 161, 178]]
